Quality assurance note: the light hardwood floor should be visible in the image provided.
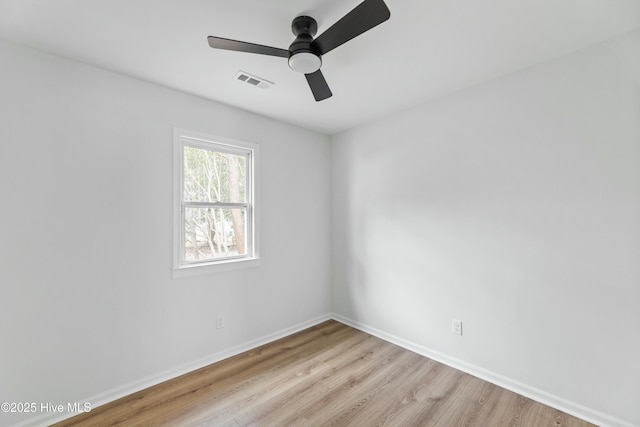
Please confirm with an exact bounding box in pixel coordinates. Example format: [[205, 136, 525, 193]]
[[55, 320, 595, 426]]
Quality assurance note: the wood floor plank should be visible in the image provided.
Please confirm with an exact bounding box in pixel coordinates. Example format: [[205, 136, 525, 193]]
[[236, 337, 408, 425], [186, 330, 383, 426], [285, 349, 417, 426], [54, 320, 595, 427]]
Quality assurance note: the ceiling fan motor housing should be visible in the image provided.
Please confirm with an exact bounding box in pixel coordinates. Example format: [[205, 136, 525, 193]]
[[288, 16, 322, 73]]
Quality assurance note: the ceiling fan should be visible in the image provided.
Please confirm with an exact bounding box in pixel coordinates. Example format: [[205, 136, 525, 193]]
[[207, 0, 390, 102]]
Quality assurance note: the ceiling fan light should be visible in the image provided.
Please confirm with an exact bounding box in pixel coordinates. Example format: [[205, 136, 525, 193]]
[[288, 52, 321, 74]]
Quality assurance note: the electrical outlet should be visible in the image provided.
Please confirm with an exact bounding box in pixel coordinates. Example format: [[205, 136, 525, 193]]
[[216, 315, 225, 329], [452, 319, 463, 336]]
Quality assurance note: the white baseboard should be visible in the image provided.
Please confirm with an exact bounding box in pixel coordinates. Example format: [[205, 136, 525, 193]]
[[12, 313, 332, 427], [330, 312, 636, 427]]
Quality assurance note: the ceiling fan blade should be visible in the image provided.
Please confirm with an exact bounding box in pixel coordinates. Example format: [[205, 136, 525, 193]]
[[311, 0, 390, 55], [207, 36, 289, 58], [305, 70, 333, 101]]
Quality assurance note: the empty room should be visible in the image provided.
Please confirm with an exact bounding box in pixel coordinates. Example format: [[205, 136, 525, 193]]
[[0, 0, 638, 426]]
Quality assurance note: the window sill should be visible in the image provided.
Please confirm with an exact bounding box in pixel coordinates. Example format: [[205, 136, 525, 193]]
[[172, 257, 261, 278]]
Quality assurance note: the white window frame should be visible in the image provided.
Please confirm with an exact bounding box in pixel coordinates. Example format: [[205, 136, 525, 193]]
[[173, 128, 260, 277]]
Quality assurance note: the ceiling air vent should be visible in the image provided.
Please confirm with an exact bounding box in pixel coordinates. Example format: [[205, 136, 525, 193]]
[[234, 71, 273, 89]]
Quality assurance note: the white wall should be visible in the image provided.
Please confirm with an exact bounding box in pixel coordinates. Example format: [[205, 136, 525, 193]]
[[0, 40, 331, 426], [332, 31, 640, 426]]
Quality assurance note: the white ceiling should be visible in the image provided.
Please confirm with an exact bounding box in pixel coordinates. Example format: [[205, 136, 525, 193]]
[[1, 0, 639, 135]]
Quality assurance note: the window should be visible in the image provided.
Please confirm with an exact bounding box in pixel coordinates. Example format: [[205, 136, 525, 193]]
[[174, 128, 259, 275]]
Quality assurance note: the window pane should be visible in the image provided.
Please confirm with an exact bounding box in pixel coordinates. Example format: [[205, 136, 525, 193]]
[[183, 146, 246, 203], [184, 207, 247, 261]]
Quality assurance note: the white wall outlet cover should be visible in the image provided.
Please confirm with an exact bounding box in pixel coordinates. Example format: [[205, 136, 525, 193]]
[[452, 319, 463, 336]]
